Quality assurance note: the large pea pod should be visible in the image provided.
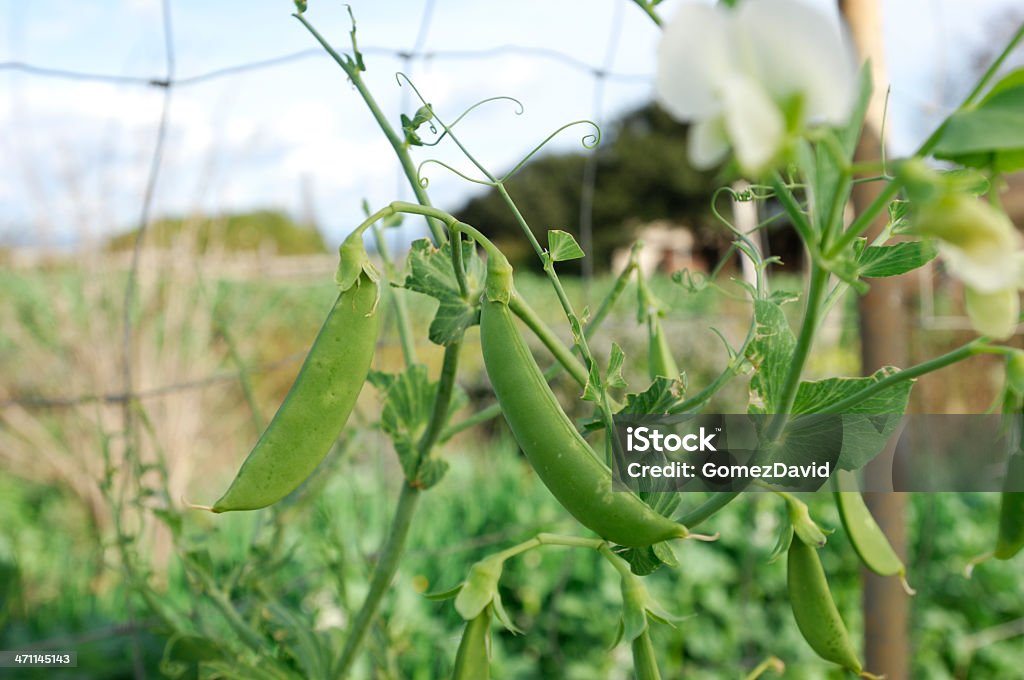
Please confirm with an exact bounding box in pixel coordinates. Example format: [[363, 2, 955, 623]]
[[995, 454, 1024, 560], [211, 236, 380, 512], [787, 536, 867, 676], [452, 607, 491, 680], [835, 488, 914, 594], [479, 293, 687, 548]]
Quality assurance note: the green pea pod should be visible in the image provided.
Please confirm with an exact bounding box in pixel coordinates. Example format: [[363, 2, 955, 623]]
[[479, 296, 687, 548], [995, 454, 1024, 560], [835, 490, 914, 594], [787, 537, 866, 676], [452, 607, 491, 680], [648, 316, 679, 381], [631, 628, 662, 680], [211, 237, 380, 512]]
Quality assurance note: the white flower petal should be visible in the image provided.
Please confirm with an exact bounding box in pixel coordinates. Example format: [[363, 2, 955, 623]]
[[736, 0, 857, 125], [688, 117, 730, 169], [719, 74, 785, 175], [965, 287, 1019, 340], [940, 242, 1022, 293], [656, 2, 736, 120]]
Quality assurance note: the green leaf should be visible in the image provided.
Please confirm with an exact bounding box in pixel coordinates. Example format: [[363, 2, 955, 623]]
[[792, 367, 912, 471], [369, 365, 465, 481], [403, 238, 485, 346], [414, 457, 449, 489], [607, 343, 627, 390], [618, 546, 666, 576], [548, 230, 585, 262], [424, 584, 462, 601], [745, 300, 796, 414], [620, 376, 686, 416], [401, 104, 434, 147], [857, 241, 937, 278], [933, 67, 1024, 171]]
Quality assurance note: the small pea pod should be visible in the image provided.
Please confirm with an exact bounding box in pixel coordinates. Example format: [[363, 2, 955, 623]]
[[452, 607, 491, 680], [835, 486, 915, 594], [995, 454, 1024, 560], [648, 316, 679, 381], [787, 537, 871, 677], [967, 454, 1024, 574], [636, 266, 678, 381], [479, 263, 687, 548], [211, 235, 380, 512]]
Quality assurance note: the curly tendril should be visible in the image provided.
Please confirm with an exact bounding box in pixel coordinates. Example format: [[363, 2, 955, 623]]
[[416, 159, 497, 190], [499, 119, 601, 183]]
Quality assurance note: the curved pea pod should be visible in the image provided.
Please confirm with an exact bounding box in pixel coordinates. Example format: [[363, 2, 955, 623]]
[[452, 607, 491, 680], [211, 236, 380, 512], [787, 537, 870, 677], [479, 295, 688, 548], [835, 489, 915, 594], [995, 454, 1024, 560]]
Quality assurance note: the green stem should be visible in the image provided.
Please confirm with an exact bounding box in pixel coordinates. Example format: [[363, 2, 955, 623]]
[[767, 266, 829, 440], [629, 0, 663, 27], [371, 222, 417, 366], [632, 629, 664, 680], [509, 294, 589, 388], [679, 267, 828, 528], [334, 484, 421, 677], [829, 22, 1024, 258], [768, 173, 816, 249], [295, 16, 444, 244], [294, 13, 472, 296], [820, 339, 984, 415], [415, 339, 461, 464]]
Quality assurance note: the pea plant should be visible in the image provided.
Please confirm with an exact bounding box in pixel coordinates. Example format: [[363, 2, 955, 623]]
[[144, 1, 1024, 678]]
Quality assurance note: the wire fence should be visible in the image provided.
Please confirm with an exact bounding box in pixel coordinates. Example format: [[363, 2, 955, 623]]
[[0, 0, 639, 416]]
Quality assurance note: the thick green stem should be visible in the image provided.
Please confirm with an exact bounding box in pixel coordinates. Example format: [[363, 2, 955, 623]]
[[680, 267, 828, 527], [371, 222, 417, 366], [333, 337, 463, 676], [416, 340, 461, 463], [334, 484, 421, 677], [766, 265, 829, 440]]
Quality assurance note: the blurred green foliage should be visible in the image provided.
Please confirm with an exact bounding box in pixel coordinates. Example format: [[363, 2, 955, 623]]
[[2, 266, 1021, 678], [105, 210, 327, 255]]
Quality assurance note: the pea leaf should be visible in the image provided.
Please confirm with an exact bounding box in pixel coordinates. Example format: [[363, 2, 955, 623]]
[[856, 241, 937, 278], [403, 238, 486, 346], [607, 343, 627, 390], [933, 67, 1024, 172], [547, 230, 585, 262], [745, 300, 796, 414], [369, 365, 466, 484], [619, 376, 686, 416], [792, 367, 912, 471], [401, 104, 434, 147]]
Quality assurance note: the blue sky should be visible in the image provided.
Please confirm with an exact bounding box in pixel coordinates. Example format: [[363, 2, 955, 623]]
[[1, 0, 1021, 248]]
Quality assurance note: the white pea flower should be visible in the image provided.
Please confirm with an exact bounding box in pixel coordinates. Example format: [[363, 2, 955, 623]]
[[656, 0, 857, 176], [913, 192, 1023, 339]]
